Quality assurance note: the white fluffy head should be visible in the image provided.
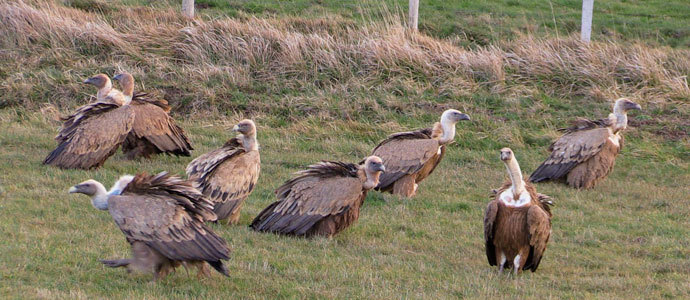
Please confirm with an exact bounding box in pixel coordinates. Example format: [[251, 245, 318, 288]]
[[441, 109, 471, 124]]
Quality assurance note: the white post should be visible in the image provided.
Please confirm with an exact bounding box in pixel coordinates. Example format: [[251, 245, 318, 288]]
[[581, 0, 594, 42], [182, 0, 194, 19], [409, 0, 419, 31]]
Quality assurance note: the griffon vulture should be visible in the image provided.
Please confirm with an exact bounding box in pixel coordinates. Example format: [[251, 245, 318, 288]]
[[43, 75, 135, 170], [69, 172, 231, 280], [529, 98, 642, 189], [484, 148, 552, 275], [250, 156, 385, 238], [370, 109, 469, 197], [84, 73, 126, 105], [186, 119, 260, 225], [113, 72, 192, 159]]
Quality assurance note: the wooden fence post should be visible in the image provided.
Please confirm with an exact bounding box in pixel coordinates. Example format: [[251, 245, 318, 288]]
[[409, 0, 419, 30], [182, 0, 194, 19], [581, 0, 594, 42]]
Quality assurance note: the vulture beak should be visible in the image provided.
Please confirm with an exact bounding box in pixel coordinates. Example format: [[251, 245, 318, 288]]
[[82, 78, 93, 85], [458, 113, 470, 121], [500, 151, 511, 161], [68, 185, 80, 194], [112, 74, 123, 81], [377, 164, 386, 173], [232, 125, 240, 132], [630, 103, 642, 111]]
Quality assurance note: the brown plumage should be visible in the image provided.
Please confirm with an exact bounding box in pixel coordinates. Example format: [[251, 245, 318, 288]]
[[44, 99, 134, 170], [371, 109, 469, 197], [187, 119, 261, 225], [484, 148, 552, 275], [250, 156, 385, 238], [113, 73, 192, 159], [529, 98, 642, 189], [69, 172, 231, 281]]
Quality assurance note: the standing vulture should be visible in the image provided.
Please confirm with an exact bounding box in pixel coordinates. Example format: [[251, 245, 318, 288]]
[[529, 98, 642, 189], [69, 172, 231, 280], [250, 156, 385, 238], [113, 72, 192, 159], [43, 74, 135, 170], [484, 148, 552, 275], [370, 109, 469, 197], [186, 119, 261, 225]]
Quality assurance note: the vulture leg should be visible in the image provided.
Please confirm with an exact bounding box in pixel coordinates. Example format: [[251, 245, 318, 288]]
[[100, 258, 131, 268], [497, 251, 506, 274], [226, 203, 244, 225], [392, 174, 416, 197]]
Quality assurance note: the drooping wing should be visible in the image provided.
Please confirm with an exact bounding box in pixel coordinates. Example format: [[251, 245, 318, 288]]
[[483, 199, 500, 266], [529, 127, 613, 183], [186, 139, 260, 220], [250, 162, 362, 236], [56, 102, 121, 142], [108, 194, 230, 264], [371, 131, 440, 190], [44, 105, 134, 170], [132, 93, 170, 112], [524, 205, 551, 272], [558, 117, 612, 134], [126, 103, 192, 157]]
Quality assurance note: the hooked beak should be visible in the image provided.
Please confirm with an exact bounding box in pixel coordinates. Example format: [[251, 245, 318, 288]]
[[232, 125, 240, 132], [82, 78, 92, 85], [500, 152, 511, 161], [68, 185, 79, 194], [377, 165, 386, 173], [631, 103, 642, 111], [458, 113, 470, 121], [112, 74, 123, 81]]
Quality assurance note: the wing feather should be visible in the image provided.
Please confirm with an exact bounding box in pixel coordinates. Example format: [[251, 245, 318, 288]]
[[371, 130, 440, 190], [484, 200, 499, 266], [524, 205, 551, 272], [123, 103, 192, 158], [529, 127, 612, 183], [44, 105, 133, 169]]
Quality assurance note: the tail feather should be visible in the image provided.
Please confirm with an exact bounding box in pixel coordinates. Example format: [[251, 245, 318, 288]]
[[207, 260, 229, 277]]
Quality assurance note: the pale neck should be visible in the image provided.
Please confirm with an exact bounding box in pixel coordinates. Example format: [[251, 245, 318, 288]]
[[242, 133, 259, 151], [504, 159, 525, 195], [96, 81, 112, 101], [122, 80, 134, 98], [610, 108, 628, 132], [91, 184, 109, 210], [363, 170, 381, 190], [439, 119, 456, 144]]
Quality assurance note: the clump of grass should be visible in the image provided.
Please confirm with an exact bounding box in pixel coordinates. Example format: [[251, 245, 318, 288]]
[[1, 0, 688, 114]]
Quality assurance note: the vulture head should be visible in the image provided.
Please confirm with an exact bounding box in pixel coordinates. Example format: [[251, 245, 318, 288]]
[[614, 98, 642, 113], [438, 109, 470, 144], [69, 179, 109, 210], [83, 74, 111, 90], [362, 156, 386, 189], [113, 72, 135, 101], [500, 147, 514, 162], [232, 119, 256, 136], [233, 119, 258, 151]]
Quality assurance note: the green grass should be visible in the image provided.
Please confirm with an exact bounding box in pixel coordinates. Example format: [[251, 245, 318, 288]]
[[0, 106, 688, 298], [1, 0, 689, 298], [111, 0, 690, 48]]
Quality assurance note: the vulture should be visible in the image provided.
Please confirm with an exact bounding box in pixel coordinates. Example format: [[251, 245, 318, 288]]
[[84, 73, 127, 105], [484, 148, 552, 275], [250, 156, 385, 238], [113, 72, 192, 159], [69, 172, 231, 280], [186, 119, 261, 225], [529, 98, 642, 189], [43, 74, 135, 170], [370, 109, 470, 197]]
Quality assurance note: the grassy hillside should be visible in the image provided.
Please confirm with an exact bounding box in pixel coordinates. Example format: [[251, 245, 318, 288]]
[[1, 0, 689, 298]]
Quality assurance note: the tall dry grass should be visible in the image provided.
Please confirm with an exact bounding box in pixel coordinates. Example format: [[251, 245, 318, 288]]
[[0, 0, 688, 112]]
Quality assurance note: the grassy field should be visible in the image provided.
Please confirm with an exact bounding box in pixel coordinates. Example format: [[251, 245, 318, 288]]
[[1, 0, 689, 299]]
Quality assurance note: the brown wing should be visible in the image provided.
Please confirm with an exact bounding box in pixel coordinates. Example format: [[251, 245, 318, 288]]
[[124, 103, 192, 158], [44, 105, 134, 170], [558, 117, 612, 134], [107, 194, 230, 266], [524, 205, 551, 272], [187, 139, 260, 220], [372, 134, 441, 190], [132, 93, 171, 112], [250, 162, 363, 236], [484, 199, 500, 266], [529, 127, 613, 183], [566, 136, 621, 189]]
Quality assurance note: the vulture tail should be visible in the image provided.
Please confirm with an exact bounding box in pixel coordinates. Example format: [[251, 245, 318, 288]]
[[207, 260, 229, 277]]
